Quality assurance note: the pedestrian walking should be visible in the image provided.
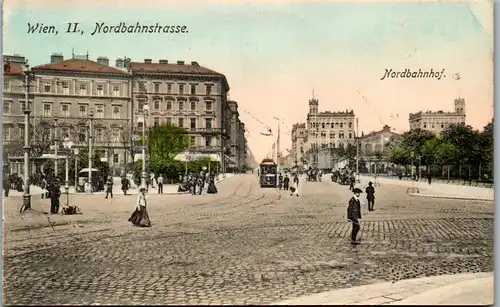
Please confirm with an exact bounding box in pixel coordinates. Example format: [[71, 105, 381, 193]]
[[349, 173, 355, 191], [278, 174, 283, 190], [290, 174, 300, 196], [105, 175, 113, 199], [283, 175, 290, 190], [150, 172, 156, 188], [50, 179, 61, 214], [347, 188, 362, 245], [191, 174, 198, 195], [197, 175, 204, 195], [128, 187, 151, 227], [207, 172, 218, 194], [121, 176, 130, 195], [365, 181, 375, 211], [157, 174, 164, 194], [3, 175, 10, 197], [41, 177, 48, 199], [427, 173, 432, 185]]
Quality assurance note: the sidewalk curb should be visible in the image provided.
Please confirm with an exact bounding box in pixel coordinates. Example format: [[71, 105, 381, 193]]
[[408, 193, 493, 201]]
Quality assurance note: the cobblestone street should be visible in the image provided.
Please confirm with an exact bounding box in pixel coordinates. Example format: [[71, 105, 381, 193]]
[[3, 174, 493, 305]]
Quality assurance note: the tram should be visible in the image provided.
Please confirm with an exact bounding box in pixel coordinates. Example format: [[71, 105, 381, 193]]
[[259, 158, 278, 188]]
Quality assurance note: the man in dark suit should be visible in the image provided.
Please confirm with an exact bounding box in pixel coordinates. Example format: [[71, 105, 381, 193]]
[[347, 188, 362, 245], [365, 182, 375, 211]]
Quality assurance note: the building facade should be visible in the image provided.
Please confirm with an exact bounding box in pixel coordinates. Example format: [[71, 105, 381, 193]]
[[3, 55, 31, 174], [29, 54, 132, 175], [358, 125, 400, 173], [291, 123, 306, 166], [409, 98, 466, 133], [304, 98, 356, 168], [227, 100, 247, 172], [128, 59, 232, 171]]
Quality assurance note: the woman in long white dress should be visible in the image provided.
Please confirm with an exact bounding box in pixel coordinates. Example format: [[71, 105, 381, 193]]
[[128, 187, 151, 227]]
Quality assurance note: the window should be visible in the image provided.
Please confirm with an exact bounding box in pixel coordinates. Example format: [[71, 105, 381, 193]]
[[331, 123, 334, 128], [79, 132, 86, 142], [3, 101, 10, 114], [61, 127, 69, 138], [205, 136, 212, 147], [154, 100, 160, 110], [190, 118, 196, 129], [113, 153, 119, 164], [206, 85, 212, 95], [190, 84, 196, 95], [441, 124, 444, 128], [113, 85, 120, 97], [43, 103, 52, 117], [348, 123, 352, 128], [340, 123, 343, 128], [179, 84, 184, 94], [138, 100, 144, 110], [166, 118, 172, 124], [322, 123, 325, 129], [178, 118, 184, 127], [431, 124, 435, 128], [95, 128, 103, 142], [61, 104, 70, 117], [190, 136, 196, 146], [113, 106, 120, 119], [4, 80, 9, 91], [167, 84, 172, 94], [138, 122, 143, 128], [96, 85, 104, 96], [423, 122, 427, 128], [166, 101, 172, 110], [44, 82, 51, 93], [154, 83, 160, 93], [138, 82, 146, 92], [79, 84, 87, 95], [154, 117, 160, 127], [205, 101, 213, 111], [330, 132, 335, 138], [349, 133, 352, 139], [178, 101, 184, 111], [21, 101, 27, 112], [205, 118, 212, 129], [62, 82, 69, 94], [113, 129, 120, 142], [79, 105, 87, 117], [3, 126, 10, 140], [190, 101, 196, 111], [96, 105, 104, 118]]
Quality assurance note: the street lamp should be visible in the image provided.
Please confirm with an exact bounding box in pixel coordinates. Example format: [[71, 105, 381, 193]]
[[87, 109, 94, 193], [62, 137, 73, 208], [21, 62, 34, 212], [140, 104, 149, 189], [74, 148, 79, 192], [184, 150, 190, 176], [53, 115, 59, 178]]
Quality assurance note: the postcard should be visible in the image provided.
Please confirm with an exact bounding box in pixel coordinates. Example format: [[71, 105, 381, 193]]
[[2, 0, 493, 305]]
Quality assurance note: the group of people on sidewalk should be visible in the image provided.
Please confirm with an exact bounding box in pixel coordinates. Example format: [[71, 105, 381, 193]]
[[347, 181, 376, 245], [276, 173, 300, 196]]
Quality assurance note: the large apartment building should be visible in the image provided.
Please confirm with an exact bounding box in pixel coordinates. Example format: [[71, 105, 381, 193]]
[[409, 98, 466, 133], [127, 59, 235, 171]]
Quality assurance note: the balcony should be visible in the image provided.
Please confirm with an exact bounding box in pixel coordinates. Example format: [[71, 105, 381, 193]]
[[189, 145, 221, 153], [189, 128, 222, 134]]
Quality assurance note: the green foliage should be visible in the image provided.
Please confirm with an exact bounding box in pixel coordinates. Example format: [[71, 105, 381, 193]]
[[149, 123, 189, 161], [421, 137, 456, 166]]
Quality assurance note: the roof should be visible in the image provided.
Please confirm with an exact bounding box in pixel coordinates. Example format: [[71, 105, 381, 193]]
[[3, 61, 25, 76], [32, 59, 129, 75], [128, 62, 223, 76]]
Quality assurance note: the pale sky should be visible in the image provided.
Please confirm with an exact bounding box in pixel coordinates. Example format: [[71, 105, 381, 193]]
[[3, 0, 494, 162]]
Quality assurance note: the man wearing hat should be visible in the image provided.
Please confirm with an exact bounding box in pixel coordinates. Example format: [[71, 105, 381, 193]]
[[366, 181, 375, 211], [347, 187, 363, 245]]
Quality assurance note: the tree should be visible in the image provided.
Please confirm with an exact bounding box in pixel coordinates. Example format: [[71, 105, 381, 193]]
[[421, 136, 456, 175], [441, 123, 482, 178], [480, 120, 493, 177], [149, 123, 189, 162], [30, 120, 54, 158], [389, 147, 408, 166], [118, 123, 135, 169]]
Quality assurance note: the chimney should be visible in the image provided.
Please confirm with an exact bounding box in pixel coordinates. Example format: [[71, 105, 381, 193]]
[[50, 53, 64, 64], [191, 61, 199, 66], [177, 60, 185, 65], [115, 58, 124, 68], [159, 59, 168, 64], [144, 59, 152, 64], [96, 57, 109, 66]]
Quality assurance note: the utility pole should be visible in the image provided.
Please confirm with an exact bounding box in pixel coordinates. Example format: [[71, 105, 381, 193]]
[[87, 110, 94, 193], [54, 115, 59, 178], [21, 63, 32, 211]]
